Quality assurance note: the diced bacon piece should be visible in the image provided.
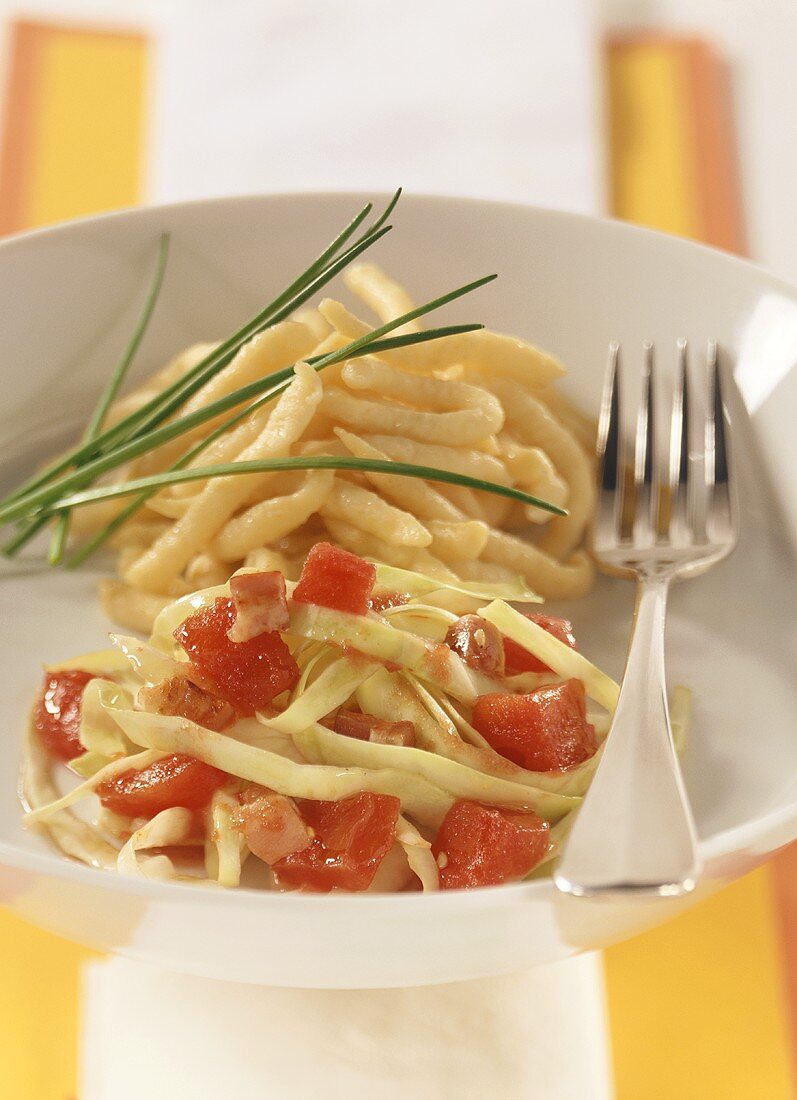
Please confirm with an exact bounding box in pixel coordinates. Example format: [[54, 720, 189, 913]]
[[138, 676, 236, 732], [97, 754, 227, 817], [368, 723, 416, 748], [472, 679, 597, 771], [369, 590, 410, 613], [445, 614, 506, 677], [334, 710, 375, 740], [292, 542, 376, 615], [174, 598, 300, 712], [33, 669, 94, 762], [237, 790, 313, 865], [432, 800, 550, 889], [334, 710, 416, 747], [272, 792, 400, 892], [228, 571, 290, 642], [503, 613, 578, 675]]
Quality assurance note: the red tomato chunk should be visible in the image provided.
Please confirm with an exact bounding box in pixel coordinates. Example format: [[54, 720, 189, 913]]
[[503, 613, 578, 675], [472, 679, 597, 772], [432, 800, 550, 889], [273, 792, 400, 892], [293, 542, 376, 615], [34, 669, 94, 762], [97, 753, 227, 818], [174, 597, 299, 712]]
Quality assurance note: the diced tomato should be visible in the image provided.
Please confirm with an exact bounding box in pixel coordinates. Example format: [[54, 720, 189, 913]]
[[503, 613, 578, 674], [369, 590, 409, 613], [237, 790, 312, 865], [445, 615, 506, 677], [228, 571, 290, 642], [293, 542, 376, 615], [432, 800, 550, 889], [272, 792, 400, 892], [174, 598, 299, 712], [334, 710, 416, 747], [97, 753, 227, 817], [138, 676, 236, 731], [33, 669, 94, 762], [472, 679, 597, 771]]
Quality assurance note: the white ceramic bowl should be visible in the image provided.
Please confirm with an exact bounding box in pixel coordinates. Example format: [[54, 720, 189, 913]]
[[1, 193, 796, 988]]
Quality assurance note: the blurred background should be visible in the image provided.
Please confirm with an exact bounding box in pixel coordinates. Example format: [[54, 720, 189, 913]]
[[0, 2, 796, 1098]]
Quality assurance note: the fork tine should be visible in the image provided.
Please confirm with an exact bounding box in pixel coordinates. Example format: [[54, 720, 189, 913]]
[[631, 343, 657, 542], [705, 341, 738, 541], [594, 342, 624, 541], [668, 339, 691, 538], [598, 342, 621, 490]]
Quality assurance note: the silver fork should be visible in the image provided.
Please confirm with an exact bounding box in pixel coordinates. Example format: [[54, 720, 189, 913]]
[[554, 340, 739, 898]]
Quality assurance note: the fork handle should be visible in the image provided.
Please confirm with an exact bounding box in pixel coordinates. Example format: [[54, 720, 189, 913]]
[[555, 575, 701, 897]]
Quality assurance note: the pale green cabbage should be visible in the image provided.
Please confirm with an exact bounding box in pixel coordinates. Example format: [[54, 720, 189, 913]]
[[268, 657, 379, 736], [293, 721, 579, 821], [204, 789, 248, 888], [289, 602, 499, 703], [24, 560, 691, 894], [396, 814, 439, 892], [372, 563, 542, 605], [117, 806, 195, 880], [111, 708, 455, 829], [480, 600, 621, 713]]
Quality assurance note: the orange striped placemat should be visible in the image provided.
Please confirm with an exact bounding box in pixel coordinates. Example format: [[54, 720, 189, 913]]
[[0, 20, 793, 1100], [0, 19, 145, 1100], [604, 33, 794, 1100]]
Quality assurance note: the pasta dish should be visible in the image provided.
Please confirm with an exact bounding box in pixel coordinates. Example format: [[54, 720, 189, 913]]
[[25, 549, 694, 891], [9, 197, 689, 892]]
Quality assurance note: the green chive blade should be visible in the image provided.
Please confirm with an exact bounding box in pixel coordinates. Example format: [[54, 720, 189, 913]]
[[83, 232, 170, 442], [47, 232, 171, 564], [88, 199, 397, 454], [2, 513, 51, 557], [0, 198, 395, 505], [56, 456, 568, 517], [0, 320, 487, 527], [47, 513, 69, 566]]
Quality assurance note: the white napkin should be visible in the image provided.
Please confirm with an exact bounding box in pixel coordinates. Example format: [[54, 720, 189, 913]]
[[80, 954, 612, 1100]]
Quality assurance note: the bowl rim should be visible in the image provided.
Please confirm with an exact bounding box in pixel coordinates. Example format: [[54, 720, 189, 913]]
[[3, 188, 797, 910], [2, 799, 794, 911], [1, 185, 797, 307]]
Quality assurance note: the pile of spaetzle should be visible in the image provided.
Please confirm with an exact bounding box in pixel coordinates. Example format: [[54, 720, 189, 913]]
[[73, 265, 597, 632]]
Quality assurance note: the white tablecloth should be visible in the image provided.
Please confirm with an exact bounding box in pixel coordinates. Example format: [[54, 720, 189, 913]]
[[77, 3, 611, 1097], [82, 954, 612, 1100]]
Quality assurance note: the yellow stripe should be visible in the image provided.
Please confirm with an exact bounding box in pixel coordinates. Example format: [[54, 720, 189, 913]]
[[605, 870, 794, 1099], [605, 35, 795, 1099], [0, 21, 145, 1100], [607, 40, 701, 238], [23, 27, 146, 227], [0, 914, 98, 1100]]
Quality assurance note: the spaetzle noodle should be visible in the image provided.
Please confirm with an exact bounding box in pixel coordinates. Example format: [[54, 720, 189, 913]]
[[65, 264, 597, 627]]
